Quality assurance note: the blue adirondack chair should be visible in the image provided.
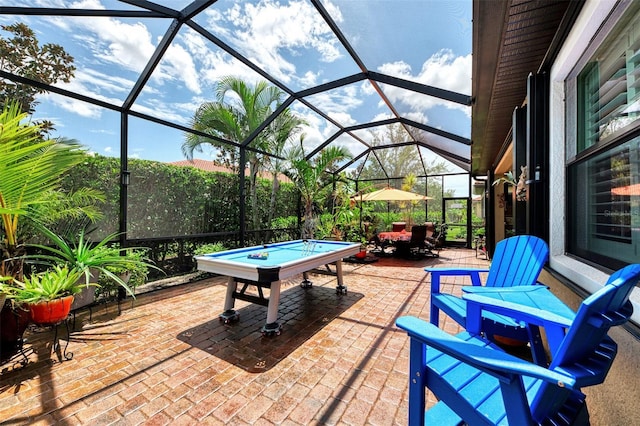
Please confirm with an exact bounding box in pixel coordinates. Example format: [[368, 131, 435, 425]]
[[426, 235, 550, 363], [396, 263, 640, 425]]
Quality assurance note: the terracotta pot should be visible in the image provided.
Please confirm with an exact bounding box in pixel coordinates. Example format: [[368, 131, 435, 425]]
[[355, 250, 367, 259], [29, 295, 74, 326]]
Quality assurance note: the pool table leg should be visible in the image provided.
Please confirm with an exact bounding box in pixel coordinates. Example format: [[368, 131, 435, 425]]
[[335, 260, 347, 295], [220, 277, 239, 324], [262, 280, 282, 336], [300, 271, 313, 288]]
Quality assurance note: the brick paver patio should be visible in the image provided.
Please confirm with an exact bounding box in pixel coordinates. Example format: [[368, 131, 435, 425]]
[[0, 247, 488, 425]]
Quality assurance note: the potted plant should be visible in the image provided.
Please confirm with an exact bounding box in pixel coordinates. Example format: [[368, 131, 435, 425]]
[[27, 226, 161, 302], [0, 275, 33, 362], [492, 166, 528, 202], [0, 275, 8, 307], [0, 265, 85, 325], [0, 101, 104, 359], [353, 236, 368, 259], [96, 247, 153, 301]]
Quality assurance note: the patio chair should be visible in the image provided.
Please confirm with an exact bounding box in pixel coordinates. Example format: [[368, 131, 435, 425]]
[[396, 263, 640, 426], [423, 222, 441, 257], [426, 222, 446, 251], [369, 233, 395, 256], [426, 235, 550, 363], [400, 225, 438, 259]]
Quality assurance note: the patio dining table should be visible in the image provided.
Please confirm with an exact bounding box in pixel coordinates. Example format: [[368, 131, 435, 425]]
[[378, 231, 412, 242]]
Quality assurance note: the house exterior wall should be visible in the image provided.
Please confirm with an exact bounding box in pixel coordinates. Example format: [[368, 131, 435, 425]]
[[539, 1, 640, 421], [539, 270, 640, 424], [548, 0, 640, 323]]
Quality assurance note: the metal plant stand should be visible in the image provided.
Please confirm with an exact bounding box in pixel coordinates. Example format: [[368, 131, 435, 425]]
[[1, 317, 74, 368]]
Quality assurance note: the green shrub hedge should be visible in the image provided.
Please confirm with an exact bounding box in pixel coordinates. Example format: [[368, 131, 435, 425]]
[[61, 155, 299, 240]]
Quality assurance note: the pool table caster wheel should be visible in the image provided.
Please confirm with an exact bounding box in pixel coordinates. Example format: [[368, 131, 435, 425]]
[[261, 322, 282, 337], [300, 279, 313, 288], [336, 285, 347, 295], [219, 310, 239, 324]]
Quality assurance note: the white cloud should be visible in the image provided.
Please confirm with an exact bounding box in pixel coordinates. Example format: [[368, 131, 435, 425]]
[[419, 50, 472, 95], [41, 92, 104, 119], [371, 112, 394, 122], [154, 41, 202, 95], [379, 61, 413, 77], [21, 0, 352, 128], [104, 146, 112, 153], [304, 88, 362, 127], [76, 68, 133, 96], [45, 1, 201, 98], [130, 98, 191, 126], [199, 51, 266, 89], [64, 1, 155, 73], [39, 67, 134, 119], [378, 49, 472, 117], [360, 80, 377, 96], [204, 0, 342, 86], [335, 133, 367, 157], [404, 111, 429, 124], [299, 71, 319, 87], [327, 111, 357, 127]]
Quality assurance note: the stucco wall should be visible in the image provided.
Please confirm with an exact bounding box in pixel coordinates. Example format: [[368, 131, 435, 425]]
[[538, 269, 640, 425]]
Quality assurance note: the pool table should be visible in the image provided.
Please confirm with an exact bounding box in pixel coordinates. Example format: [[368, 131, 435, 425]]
[[195, 239, 361, 335]]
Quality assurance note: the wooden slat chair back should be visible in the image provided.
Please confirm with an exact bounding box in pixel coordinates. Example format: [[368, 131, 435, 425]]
[[427, 235, 549, 362], [396, 263, 640, 425]]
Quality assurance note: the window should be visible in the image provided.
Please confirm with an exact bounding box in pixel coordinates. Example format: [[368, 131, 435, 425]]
[[577, 8, 640, 152], [568, 138, 639, 269], [568, 3, 640, 270]]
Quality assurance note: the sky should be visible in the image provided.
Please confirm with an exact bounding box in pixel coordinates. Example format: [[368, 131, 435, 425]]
[[1, 0, 472, 185]]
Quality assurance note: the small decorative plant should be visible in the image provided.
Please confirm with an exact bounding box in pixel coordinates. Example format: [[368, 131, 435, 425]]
[[0, 265, 84, 304], [493, 166, 528, 202], [194, 242, 227, 256], [96, 248, 151, 300], [27, 226, 161, 299], [0, 266, 86, 325]]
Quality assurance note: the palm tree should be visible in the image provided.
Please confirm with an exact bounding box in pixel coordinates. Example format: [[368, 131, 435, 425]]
[[0, 101, 103, 279], [265, 108, 306, 229], [183, 77, 304, 230], [285, 137, 352, 238], [401, 173, 419, 226]]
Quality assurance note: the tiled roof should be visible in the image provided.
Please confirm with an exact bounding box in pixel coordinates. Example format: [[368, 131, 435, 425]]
[[170, 159, 291, 182]]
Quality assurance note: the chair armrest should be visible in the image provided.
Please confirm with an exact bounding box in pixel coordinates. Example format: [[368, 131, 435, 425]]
[[424, 267, 490, 275], [463, 292, 574, 334], [396, 316, 577, 388], [462, 285, 547, 294], [425, 267, 490, 293]]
